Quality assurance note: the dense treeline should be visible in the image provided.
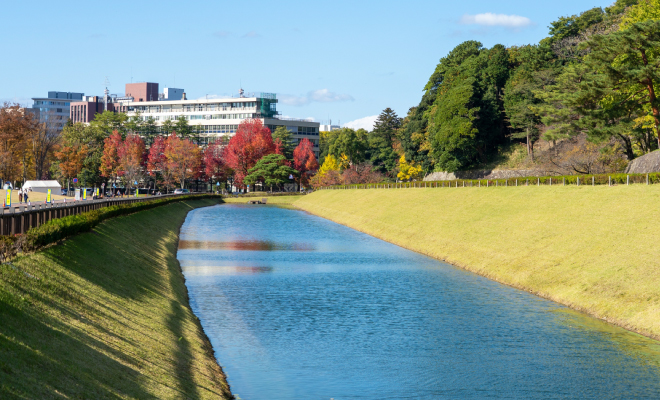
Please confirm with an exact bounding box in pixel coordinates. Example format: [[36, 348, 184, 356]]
[[314, 0, 660, 185], [0, 107, 318, 193]]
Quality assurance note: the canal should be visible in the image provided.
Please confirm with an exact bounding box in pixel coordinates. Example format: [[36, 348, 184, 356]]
[[178, 204, 660, 399]]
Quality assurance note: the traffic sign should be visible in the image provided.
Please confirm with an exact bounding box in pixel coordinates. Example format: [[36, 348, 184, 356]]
[[73, 178, 78, 183]]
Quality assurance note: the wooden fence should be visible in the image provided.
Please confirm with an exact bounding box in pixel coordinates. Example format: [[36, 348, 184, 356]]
[[0, 193, 200, 235], [318, 172, 660, 191]]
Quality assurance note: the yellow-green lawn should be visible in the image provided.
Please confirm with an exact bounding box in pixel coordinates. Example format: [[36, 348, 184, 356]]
[[0, 198, 232, 399], [0, 189, 68, 205], [295, 186, 660, 340]]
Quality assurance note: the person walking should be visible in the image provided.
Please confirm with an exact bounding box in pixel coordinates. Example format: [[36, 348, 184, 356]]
[[24, 191, 28, 204], [18, 191, 23, 203]]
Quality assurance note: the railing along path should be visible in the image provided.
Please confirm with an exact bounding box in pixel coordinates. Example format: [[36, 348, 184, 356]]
[[0, 193, 203, 236]]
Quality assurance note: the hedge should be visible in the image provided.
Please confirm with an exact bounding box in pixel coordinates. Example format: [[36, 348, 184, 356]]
[[320, 172, 660, 190]]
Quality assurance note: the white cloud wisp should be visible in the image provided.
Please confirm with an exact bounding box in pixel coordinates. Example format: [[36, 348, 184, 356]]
[[460, 13, 532, 28], [280, 89, 354, 106], [344, 115, 378, 131]]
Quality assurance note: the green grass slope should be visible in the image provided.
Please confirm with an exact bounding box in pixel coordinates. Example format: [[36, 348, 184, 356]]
[[295, 186, 660, 340], [0, 198, 233, 399]]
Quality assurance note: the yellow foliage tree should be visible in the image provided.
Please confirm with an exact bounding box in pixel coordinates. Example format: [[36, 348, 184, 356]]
[[397, 155, 423, 181], [620, 0, 660, 29], [318, 154, 340, 176]]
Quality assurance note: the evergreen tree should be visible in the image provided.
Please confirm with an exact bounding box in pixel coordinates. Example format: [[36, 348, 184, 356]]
[[271, 126, 295, 159], [174, 116, 193, 138], [368, 108, 401, 174]]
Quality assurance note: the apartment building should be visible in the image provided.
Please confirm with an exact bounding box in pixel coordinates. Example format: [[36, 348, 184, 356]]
[[124, 87, 320, 156], [31, 91, 84, 130]]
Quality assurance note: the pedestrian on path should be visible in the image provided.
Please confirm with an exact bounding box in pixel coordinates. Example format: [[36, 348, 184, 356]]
[[18, 191, 23, 203], [24, 191, 28, 203]]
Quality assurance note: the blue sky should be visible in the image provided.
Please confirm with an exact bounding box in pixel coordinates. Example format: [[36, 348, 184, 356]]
[[1, 0, 615, 129]]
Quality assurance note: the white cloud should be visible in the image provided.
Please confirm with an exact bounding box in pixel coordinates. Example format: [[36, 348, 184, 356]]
[[242, 31, 260, 38], [213, 30, 231, 38], [280, 89, 354, 106], [460, 13, 532, 28], [344, 115, 378, 131]]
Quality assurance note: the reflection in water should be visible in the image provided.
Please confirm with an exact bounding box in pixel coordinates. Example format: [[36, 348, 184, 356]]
[[183, 265, 274, 276], [178, 204, 660, 400], [179, 240, 315, 251]]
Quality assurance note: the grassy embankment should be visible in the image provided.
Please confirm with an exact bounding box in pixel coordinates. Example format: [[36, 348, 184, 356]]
[[0, 198, 233, 399], [295, 186, 660, 340]]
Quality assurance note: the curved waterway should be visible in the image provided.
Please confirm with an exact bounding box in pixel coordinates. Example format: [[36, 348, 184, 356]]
[[178, 204, 660, 399]]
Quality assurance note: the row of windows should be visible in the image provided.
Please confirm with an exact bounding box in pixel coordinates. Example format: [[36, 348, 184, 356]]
[[129, 102, 259, 113], [266, 125, 319, 135], [34, 101, 70, 106]]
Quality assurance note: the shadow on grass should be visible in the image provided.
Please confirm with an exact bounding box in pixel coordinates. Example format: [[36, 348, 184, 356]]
[[0, 300, 155, 399], [0, 200, 230, 399]]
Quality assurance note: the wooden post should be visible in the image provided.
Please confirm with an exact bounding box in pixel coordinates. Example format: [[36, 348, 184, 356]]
[[577, 177, 580, 186], [592, 176, 595, 186], [647, 174, 649, 185], [627, 175, 629, 185]]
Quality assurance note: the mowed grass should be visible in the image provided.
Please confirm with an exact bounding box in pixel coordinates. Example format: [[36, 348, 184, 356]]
[[0, 198, 233, 399], [222, 195, 304, 205], [0, 189, 68, 204], [295, 186, 660, 340]]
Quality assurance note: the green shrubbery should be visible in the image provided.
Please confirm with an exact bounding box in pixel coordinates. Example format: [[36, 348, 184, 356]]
[[19, 194, 220, 252]]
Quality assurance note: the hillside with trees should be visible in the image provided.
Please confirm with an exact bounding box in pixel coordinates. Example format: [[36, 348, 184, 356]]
[[314, 0, 660, 185]]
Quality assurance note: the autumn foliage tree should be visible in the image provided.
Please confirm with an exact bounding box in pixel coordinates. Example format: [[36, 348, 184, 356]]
[[100, 131, 123, 179], [293, 138, 319, 188], [0, 103, 35, 183], [164, 134, 201, 189], [147, 135, 175, 192], [203, 142, 232, 187], [222, 119, 275, 189], [118, 134, 146, 191], [55, 144, 88, 190]]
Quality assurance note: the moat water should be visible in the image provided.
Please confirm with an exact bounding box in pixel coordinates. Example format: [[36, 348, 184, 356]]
[[178, 204, 660, 399]]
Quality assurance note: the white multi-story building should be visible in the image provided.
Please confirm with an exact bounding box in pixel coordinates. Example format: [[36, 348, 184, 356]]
[[123, 91, 320, 156]]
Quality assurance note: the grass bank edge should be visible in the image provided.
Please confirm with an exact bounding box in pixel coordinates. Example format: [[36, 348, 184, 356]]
[[1, 198, 233, 399], [294, 186, 660, 342]]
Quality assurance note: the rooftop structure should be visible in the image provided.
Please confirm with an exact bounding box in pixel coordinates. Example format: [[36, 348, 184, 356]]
[[125, 82, 159, 102]]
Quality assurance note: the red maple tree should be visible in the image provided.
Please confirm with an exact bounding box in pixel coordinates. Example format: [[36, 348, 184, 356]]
[[293, 138, 319, 188], [203, 141, 232, 185], [164, 134, 201, 189], [147, 135, 176, 192], [222, 119, 275, 188], [118, 134, 146, 191], [100, 130, 123, 178]]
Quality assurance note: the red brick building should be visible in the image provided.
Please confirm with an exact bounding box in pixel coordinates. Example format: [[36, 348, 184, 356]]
[[125, 82, 159, 102], [69, 96, 125, 123]]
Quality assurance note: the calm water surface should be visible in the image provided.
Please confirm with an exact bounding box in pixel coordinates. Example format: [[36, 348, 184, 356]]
[[178, 204, 660, 399]]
